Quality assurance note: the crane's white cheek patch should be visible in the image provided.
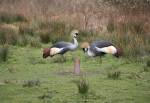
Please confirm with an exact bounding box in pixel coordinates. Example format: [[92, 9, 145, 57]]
[[50, 48, 61, 56], [99, 46, 117, 54]]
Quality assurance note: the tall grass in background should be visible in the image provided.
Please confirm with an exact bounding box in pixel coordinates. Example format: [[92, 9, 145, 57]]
[[37, 21, 73, 44], [105, 17, 150, 59], [0, 10, 149, 60]]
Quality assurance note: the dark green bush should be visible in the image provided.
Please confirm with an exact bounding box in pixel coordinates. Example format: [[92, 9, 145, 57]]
[[39, 32, 50, 43], [146, 59, 150, 67], [0, 46, 9, 62], [0, 12, 27, 23], [0, 31, 6, 45], [0, 28, 18, 45]]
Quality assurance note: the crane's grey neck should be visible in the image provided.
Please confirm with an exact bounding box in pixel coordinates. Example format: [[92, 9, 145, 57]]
[[72, 37, 78, 47], [69, 37, 78, 51]]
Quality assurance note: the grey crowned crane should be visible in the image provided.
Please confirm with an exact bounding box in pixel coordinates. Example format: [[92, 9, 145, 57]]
[[82, 40, 123, 58], [43, 30, 79, 59]]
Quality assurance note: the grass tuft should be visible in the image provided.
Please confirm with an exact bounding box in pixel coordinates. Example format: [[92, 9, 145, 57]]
[[22, 79, 41, 87], [107, 70, 121, 79], [74, 76, 89, 94]]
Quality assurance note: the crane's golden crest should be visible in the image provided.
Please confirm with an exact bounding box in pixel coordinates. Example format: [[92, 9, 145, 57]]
[[80, 42, 89, 48]]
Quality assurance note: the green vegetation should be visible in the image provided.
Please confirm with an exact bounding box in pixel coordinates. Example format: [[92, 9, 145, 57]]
[[0, 46, 149, 103], [0, 0, 150, 102]]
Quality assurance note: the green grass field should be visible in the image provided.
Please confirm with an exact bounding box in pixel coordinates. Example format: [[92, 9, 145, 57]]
[[0, 45, 150, 103]]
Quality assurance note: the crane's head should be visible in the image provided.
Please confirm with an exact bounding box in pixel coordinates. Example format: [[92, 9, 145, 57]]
[[80, 42, 90, 53], [43, 48, 50, 58], [71, 30, 79, 38]]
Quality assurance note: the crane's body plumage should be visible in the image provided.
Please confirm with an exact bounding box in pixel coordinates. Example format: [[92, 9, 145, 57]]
[[43, 30, 79, 58], [82, 40, 122, 58]]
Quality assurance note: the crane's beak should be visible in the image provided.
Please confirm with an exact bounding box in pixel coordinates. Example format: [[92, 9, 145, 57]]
[[82, 48, 86, 53], [82, 48, 88, 53]]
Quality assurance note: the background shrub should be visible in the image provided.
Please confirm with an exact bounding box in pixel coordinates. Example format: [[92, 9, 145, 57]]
[[0, 12, 27, 23], [39, 32, 50, 43], [0, 28, 19, 45], [29, 37, 41, 48]]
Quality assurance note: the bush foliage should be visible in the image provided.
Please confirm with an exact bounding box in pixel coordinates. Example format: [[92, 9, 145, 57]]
[[0, 12, 27, 23]]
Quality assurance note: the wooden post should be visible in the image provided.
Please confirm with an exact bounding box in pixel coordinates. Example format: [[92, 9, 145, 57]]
[[74, 58, 80, 75]]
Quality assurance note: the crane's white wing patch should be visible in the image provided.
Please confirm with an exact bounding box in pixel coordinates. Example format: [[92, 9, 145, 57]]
[[95, 46, 117, 54], [50, 48, 63, 56]]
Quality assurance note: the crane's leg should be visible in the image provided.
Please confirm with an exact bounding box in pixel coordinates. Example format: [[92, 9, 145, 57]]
[[60, 55, 66, 70], [99, 56, 102, 64]]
